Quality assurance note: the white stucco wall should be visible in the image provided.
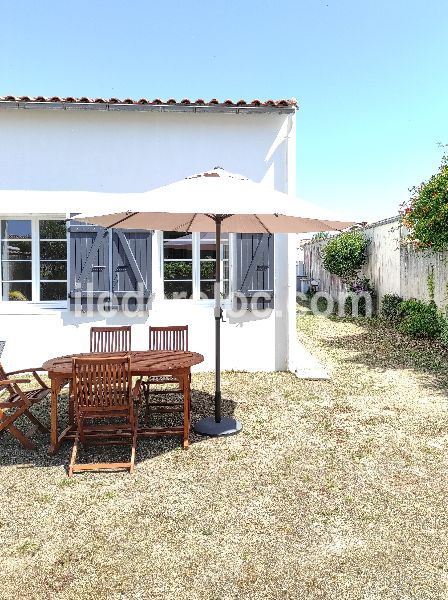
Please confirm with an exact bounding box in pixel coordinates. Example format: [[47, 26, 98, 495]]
[[0, 107, 297, 372]]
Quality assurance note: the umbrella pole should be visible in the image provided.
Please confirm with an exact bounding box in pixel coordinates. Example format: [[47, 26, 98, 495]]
[[214, 218, 222, 423], [193, 216, 242, 438]]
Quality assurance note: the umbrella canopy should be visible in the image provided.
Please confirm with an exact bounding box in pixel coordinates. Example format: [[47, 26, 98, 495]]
[[75, 168, 354, 233], [75, 168, 356, 438]]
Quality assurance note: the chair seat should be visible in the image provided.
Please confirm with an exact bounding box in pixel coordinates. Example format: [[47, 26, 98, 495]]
[[6, 387, 50, 405]]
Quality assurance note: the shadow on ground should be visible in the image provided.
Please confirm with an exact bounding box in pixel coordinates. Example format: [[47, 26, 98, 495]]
[[319, 316, 448, 394], [0, 388, 237, 469]]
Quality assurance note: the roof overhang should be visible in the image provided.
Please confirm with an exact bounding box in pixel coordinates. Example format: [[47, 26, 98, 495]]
[[0, 100, 296, 115]]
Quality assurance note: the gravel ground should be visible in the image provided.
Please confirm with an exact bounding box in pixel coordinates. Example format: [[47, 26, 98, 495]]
[[2, 311, 448, 600]]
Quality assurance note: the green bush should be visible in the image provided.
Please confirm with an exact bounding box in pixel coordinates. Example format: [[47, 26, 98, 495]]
[[397, 299, 443, 338], [440, 318, 448, 347], [381, 293, 403, 321], [321, 231, 368, 281]]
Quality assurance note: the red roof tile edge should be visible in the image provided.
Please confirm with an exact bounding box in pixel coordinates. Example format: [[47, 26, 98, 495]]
[[0, 95, 297, 108]]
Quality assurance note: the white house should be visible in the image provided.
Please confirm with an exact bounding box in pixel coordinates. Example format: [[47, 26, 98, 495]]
[[0, 95, 300, 373]]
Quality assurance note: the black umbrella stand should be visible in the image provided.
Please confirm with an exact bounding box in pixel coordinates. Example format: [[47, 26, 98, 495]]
[[193, 215, 242, 437]]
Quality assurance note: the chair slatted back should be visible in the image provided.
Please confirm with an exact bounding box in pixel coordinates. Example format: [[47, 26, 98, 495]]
[[149, 326, 188, 352], [90, 326, 131, 353], [72, 355, 132, 415]]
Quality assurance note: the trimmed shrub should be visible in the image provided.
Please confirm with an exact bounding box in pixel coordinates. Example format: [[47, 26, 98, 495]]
[[381, 293, 403, 321], [321, 231, 368, 281], [397, 299, 443, 338]]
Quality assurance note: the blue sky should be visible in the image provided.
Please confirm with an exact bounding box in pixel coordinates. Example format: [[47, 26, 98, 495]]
[[1, 0, 447, 222]]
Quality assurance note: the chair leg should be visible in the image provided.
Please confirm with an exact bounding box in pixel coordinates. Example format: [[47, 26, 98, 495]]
[[183, 375, 190, 450], [1, 406, 36, 449], [68, 433, 79, 477], [143, 384, 152, 424], [129, 426, 137, 474], [6, 423, 36, 449], [68, 381, 74, 426], [23, 409, 48, 433]]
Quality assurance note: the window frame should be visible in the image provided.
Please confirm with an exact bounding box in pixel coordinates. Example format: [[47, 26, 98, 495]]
[[161, 231, 234, 302], [0, 214, 68, 307]]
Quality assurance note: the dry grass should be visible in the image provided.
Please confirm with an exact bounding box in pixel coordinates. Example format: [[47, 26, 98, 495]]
[[2, 312, 448, 599]]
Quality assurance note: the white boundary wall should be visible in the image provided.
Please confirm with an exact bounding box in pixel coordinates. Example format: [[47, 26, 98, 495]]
[[304, 216, 448, 310]]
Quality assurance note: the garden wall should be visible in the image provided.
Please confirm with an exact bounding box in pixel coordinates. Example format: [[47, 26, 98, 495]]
[[304, 216, 448, 309]]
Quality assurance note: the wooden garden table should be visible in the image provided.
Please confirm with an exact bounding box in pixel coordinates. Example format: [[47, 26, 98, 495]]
[[42, 350, 204, 454]]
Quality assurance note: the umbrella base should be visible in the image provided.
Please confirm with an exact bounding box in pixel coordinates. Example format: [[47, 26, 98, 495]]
[[194, 416, 242, 437]]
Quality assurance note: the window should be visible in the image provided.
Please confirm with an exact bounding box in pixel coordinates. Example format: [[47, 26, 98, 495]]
[[0, 218, 67, 302], [199, 233, 229, 298], [39, 220, 67, 300], [163, 232, 193, 299], [163, 232, 230, 300]]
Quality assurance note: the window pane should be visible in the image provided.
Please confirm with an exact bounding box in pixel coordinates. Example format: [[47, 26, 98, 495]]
[[40, 282, 67, 301], [2, 241, 32, 260], [164, 281, 192, 299], [200, 261, 215, 279], [164, 232, 192, 260], [40, 261, 67, 280], [2, 282, 31, 301], [40, 241, 67, 260], [39, 220, 66, 239], [164, 261, 192, 280], [200, 281, 229, 299], [200, 233, 228, 260], [2, 261, 32, 280], [199, 281, 215, 299], [199, 233, 228, 259], [1, 220, 31, 239]]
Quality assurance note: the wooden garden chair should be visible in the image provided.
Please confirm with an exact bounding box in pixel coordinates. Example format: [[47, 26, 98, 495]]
[[0, 362, 50, 449], [90, 326, 132, 353], [69, 355, 140, 476], [141, 325, 189, 421]]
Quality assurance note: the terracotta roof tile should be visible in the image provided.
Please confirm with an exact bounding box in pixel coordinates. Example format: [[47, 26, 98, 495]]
[[0, 95, 297, 109]]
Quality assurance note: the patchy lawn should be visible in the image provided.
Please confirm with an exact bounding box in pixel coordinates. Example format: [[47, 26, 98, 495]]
[[2, 313, 448, 599]]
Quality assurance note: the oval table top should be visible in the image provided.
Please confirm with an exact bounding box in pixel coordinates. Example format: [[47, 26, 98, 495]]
[[43, 350, 204, 377]]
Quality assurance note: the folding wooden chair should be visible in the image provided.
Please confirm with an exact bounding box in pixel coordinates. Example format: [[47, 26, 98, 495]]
[[69, 355, 140, 476], [90, 326, 132, 353], [141, 325, 189, 421], [0, 362, 50, 449]]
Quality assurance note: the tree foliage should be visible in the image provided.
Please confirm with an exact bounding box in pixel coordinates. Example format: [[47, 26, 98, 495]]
[[321, 231, 368, 281], [400, 155, 448, 251]]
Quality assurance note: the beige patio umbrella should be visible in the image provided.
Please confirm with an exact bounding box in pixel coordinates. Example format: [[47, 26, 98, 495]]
[[76, 168, 355, 436]]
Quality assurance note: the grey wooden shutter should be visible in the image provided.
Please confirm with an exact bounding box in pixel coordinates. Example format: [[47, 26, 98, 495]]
[[236, 233, 274, 309], [111, 229, 152, 309], [68, 222, 110, 310], [68, 223, 152, 311]]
